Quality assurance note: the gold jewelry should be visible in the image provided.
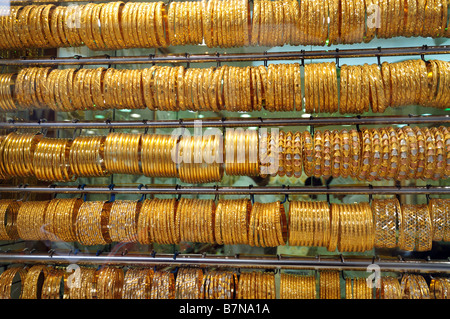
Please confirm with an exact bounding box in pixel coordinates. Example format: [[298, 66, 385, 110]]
[[96, 266, 124, 299], [22, 265, 50, 299]]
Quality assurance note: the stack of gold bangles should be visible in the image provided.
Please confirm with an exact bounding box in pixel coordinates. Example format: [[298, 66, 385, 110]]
[[371, 198, 436, 252], [141, 134, 178, 178], [215, 199, 251, 245], [1, 264, 449, 299], [32, 137, 73, 182], [0, 132, 43, 179], [319, 271, 341, 299], [429, 198, 450, 242], [288, 201, 374, 252], [371, 198, 401, 249], [1, 1, 449, 50], [400, 274, 431, 299], [167, 1, 203, 46], [122, 268, 154, 299], [3, 59, 450, 113], [280, 273, 316, 299], [329, 203, 374, 253], [96, 267, 124, 299], [304, 62, 339, 113], [68, 267, 97, 299], [0, 73, 15, 111], [0, 266, 28, 299], [237, 271, 276, 299], [288, 201, 330, 248], [0, 199, 20, 241], [177, 134, 223, 184], [150, 270, 175, 299], [69, 136, 107, 178], [75, 201, 112, 246], [137, 198, 178, 245], [345, 277, 373, 299], [175, 268, 203, 299], [41, 268, 66, 299], [43, 198, 83, 242], [104, 132, 142, 175], [248, 201, 287, 247], [4, 197, 450, 252], [377, 276, 402, 299], [252, 0, 302, 46], [16, 200, 50, 241], [175, 198, 215, 244], [225, 129, 259, 177], [21, 265, 50, 299], [201, 270, 237, 299], [430, 277, 450, 299], [339, 63, 387, 114], [265, 63, 302, 111], [108, 200, 142, 243], [301, 126, 449, 181]]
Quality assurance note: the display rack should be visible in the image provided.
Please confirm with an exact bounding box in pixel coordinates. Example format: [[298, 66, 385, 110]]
[[0, 252, 448, 273], [1, 185, 449, 195], [2, 115, 450, 129], [0, 0, 449, 300], [0, 45, 448, 66]]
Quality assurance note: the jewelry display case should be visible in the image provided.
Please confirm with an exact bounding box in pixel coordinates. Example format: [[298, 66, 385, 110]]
[[0, 0, 449, 302]]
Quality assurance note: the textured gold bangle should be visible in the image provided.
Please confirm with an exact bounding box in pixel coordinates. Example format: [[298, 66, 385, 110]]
[[22, 265, 50, 299], [17, 200, 50, 241], [0, 200, 20, 240], [415, 204, 432, 252], [75, 200, 111, 245], [322, 129, 332, 178], [312, 129, 323, 177], [96, 266, 124, 299], [122, 268, 154, 299], [398, 204, 417, 251], [0, 266, 28, 299], [41, 268, 64, 299], [429, 198, 448, 242]]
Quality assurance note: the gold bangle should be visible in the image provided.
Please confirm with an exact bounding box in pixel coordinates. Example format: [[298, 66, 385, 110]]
[[398, 204, 416, 251], [371, 198, 398, 248], [415, 204, 432, 252], [322, 129, 332, 178], [96, 266, 124, 299], [312, 129, 323, 177], [327, 204, 339, 252], [75, 200, 111, 245], [21, 265, 50, 299], [0, 200, 20, 240], [330, 130, 341, 178], [0, 266, 28, 299]]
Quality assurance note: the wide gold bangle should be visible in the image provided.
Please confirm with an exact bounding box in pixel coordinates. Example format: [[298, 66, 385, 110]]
[[415, 204, 432, 252], [398, 204, 417, 251], [0, 199, 19, 240], [75, 200, 111, 245], [41, 268, 65, 299], [429, 198, 448, 242], [95, 266, 124, 299], [321, 129, 332, 178], [0, 266, 28, 299], [22, 265, 50, 299]]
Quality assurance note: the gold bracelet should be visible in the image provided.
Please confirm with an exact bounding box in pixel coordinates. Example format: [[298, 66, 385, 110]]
[[398, 204, 417, 251], [415, 204, 432, 252], [0, 266, 28, 299], [22, 265, 50, 299]]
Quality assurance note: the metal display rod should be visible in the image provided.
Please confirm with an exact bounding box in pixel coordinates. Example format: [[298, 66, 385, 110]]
[[0, 252, 449, 272], [1, 185, 449, 195], [2, 115, 450, 130], [0, 45, 449, 66]]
